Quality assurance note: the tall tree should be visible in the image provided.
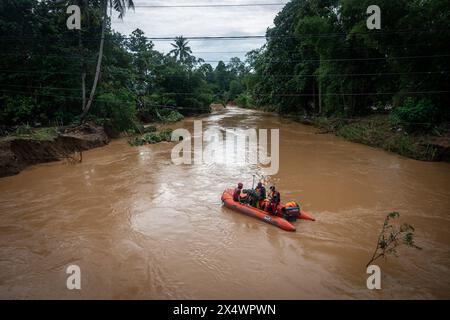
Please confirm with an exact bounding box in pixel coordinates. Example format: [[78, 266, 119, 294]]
[[80, 0, 134, 121], [169, 36, 193, 64]]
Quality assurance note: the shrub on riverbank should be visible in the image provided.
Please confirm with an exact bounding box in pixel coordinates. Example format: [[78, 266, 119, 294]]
[[158, 109, 184, 123], [390, 98, 438, 133], [313, 115, 443, 161], [235, 93, 253, 108], [128, 128, 174, 146], [11, 126, 59, 141]]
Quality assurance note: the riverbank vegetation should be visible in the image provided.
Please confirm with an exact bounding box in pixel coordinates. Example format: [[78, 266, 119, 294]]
[[128, 128, 174, 146], [0, 0, 245, 134], [232, 0, 450, 161], [307, 115, 449, 161], [1, 0, 449, 161], [239, 0, 449, 118]]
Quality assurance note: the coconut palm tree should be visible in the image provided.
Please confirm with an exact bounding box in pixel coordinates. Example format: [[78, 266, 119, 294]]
[[80, 0, 134, 121], [169, 36, 193, 64]]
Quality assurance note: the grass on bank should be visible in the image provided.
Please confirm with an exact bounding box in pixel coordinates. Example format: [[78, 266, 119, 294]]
[[8, 126, 59, 141], [313, 115, 441, 161]]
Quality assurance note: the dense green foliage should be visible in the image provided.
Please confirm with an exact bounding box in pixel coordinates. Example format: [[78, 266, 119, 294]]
[[0, 0, 241, 130], [241, 0, 450, 131], [1, 0, 448, 135], [390, 98, 438, 132]]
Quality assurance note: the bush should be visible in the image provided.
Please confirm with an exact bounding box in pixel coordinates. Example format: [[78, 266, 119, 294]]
[[158, 109, 184, 122], [391, 98, 438, 132], [235, 93, 253, 108], [129, 136, 145, 146], [228, 80, 244, 101], [158, 128, 173, 141], [128, 128, 174, 146], [0, 96, 36, 125], [96, 89, 139, 132], [143, 132, 162, 143]]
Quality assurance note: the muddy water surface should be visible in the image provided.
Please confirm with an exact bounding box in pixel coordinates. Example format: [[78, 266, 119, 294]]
[[0, 107, 449, 299]]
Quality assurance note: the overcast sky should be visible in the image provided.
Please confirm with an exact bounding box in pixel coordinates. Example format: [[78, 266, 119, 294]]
[[111, 0, 286, 65]]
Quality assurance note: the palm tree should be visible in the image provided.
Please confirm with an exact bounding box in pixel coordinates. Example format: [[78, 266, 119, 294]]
[[169, 36, 193, 64], [80, 0, 134, 121]]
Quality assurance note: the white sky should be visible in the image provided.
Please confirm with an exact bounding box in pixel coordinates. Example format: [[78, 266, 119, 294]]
[[111, 0, 286, 65]]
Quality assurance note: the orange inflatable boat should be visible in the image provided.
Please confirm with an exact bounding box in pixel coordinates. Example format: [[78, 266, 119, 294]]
[[221, 188, 315, 232]]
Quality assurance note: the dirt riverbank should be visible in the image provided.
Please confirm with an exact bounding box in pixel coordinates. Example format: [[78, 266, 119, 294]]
[[0, 123, 109, 178]]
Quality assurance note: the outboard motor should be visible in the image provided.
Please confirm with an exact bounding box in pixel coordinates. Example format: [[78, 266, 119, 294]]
[[282, 201, 301, 222]]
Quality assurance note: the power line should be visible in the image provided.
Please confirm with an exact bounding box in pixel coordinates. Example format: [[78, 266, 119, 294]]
[[1, 69, 447, 77], [0, 52, 98, 61], [2, 88, 448, 98], [0, 40, 439, 59], [255, 71, 449, 77], [131, 2, 287, 8], [0, 89, 211, 111], [191, 54, 450, 63], [190, 42, 444, 53], [149, 91, 450, 97], [281, 114, 449, 125], [2, 84, 82, 92], [1, 29, 446, 42], [0, 54, 448, 72], [0, 89, 81, 100]]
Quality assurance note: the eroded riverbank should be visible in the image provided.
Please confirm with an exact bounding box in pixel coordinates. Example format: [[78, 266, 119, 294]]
[[0, 107, 449, 299], [0, 123, 109, 178]]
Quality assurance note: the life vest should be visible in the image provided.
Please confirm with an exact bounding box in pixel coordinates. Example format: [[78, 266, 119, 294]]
[[255, 186, 266, 199], [270, 191, 280, 203]]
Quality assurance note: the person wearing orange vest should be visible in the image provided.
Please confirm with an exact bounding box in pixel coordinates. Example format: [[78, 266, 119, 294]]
[[268, 185, 281, 215]]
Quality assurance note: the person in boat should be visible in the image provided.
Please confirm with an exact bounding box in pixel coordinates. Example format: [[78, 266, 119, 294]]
[[255, 182, 266, 209], [233, 182, 244, 202], [244, 188, 258, 207], [268, 185, 281, 215]]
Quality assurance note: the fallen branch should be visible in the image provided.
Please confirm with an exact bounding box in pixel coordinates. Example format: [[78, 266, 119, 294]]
[[366, 212, 421, 267]]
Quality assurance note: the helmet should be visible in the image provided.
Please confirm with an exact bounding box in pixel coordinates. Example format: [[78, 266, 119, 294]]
[[238, 182, 243, 189]]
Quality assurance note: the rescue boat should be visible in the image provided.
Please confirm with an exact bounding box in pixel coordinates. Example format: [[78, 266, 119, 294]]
[[221, 188, 315, 232]]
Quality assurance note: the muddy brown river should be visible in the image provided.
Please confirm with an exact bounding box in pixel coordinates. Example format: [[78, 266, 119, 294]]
[[0, 107, 449, 299]]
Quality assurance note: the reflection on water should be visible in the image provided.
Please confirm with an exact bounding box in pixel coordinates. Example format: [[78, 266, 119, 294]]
[[0, 107, 449, 299]]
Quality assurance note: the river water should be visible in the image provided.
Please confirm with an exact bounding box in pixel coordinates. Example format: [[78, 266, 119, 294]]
[[0, 107, 449, 299]]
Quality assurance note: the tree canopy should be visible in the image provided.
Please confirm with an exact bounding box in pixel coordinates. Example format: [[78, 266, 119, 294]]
[[1, 0, 448, 132], [240, 0, 450, 125]]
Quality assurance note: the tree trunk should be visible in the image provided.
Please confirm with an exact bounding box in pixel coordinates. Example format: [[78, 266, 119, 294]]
[[318, 80, 322, 115], [312, 77, 316, 112], [80, 1, 107, 122], [82, 73, 86, 109], [318, 58, 322, 115], [78, 29, 86, 111]]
